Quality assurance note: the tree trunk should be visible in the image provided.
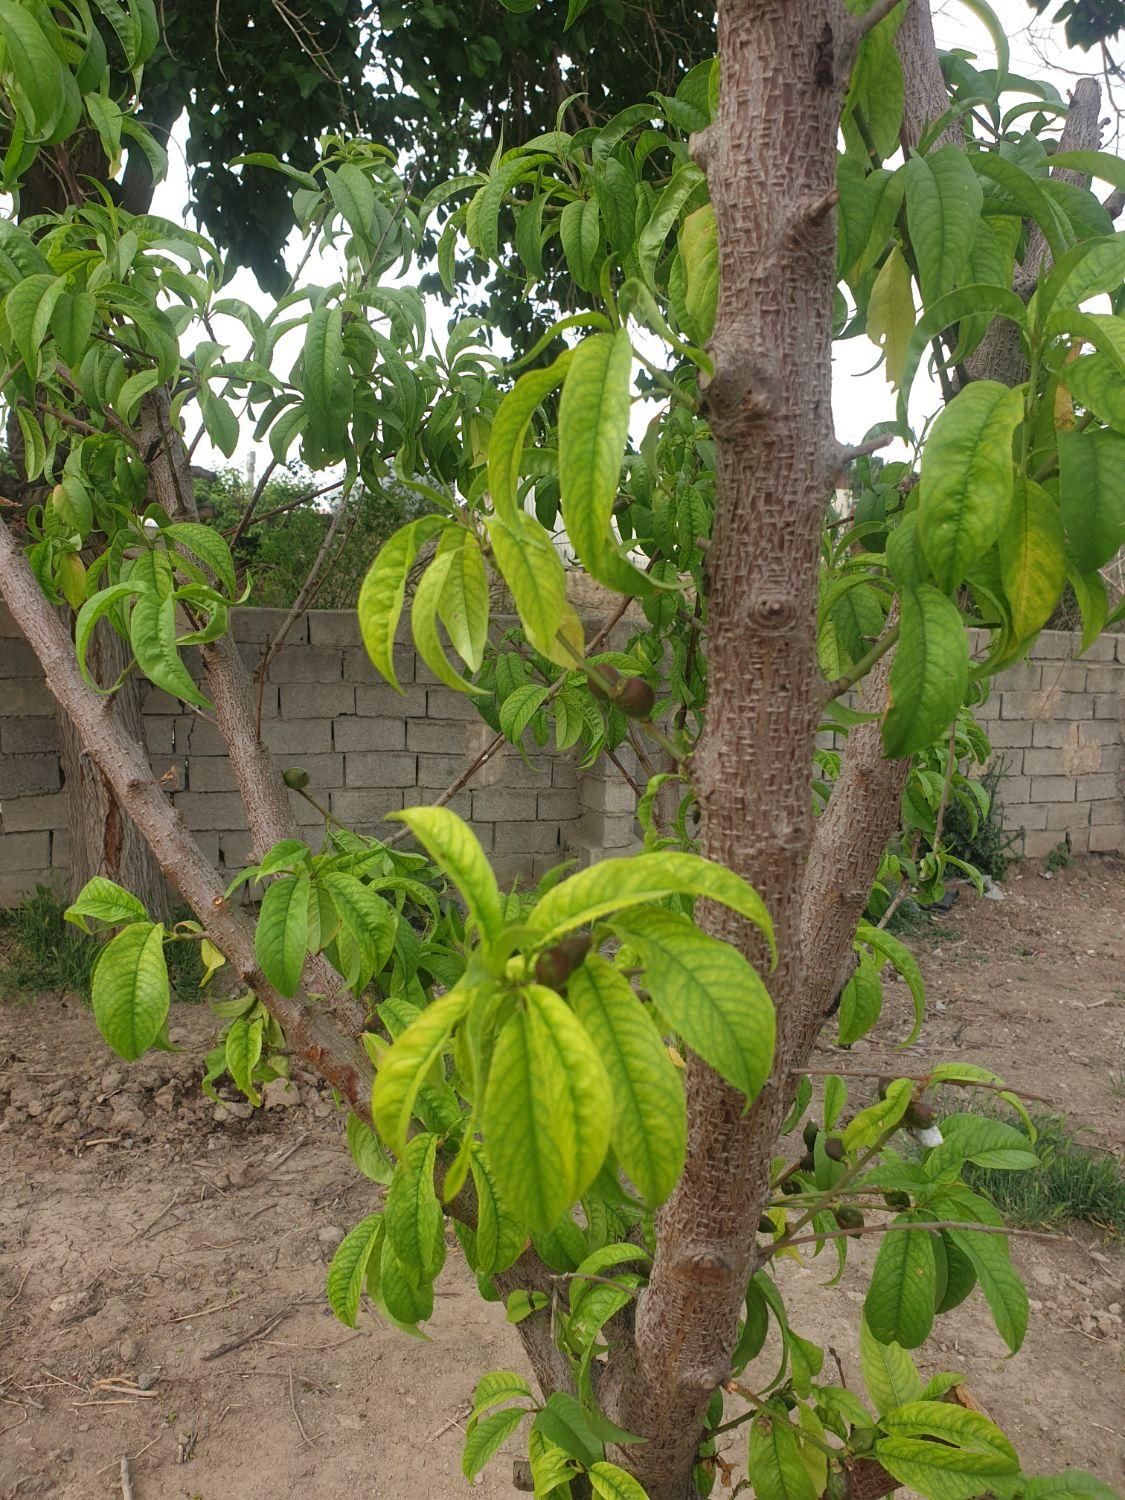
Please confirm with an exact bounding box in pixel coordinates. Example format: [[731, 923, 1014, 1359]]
[[56, 616, 169, 917], [602, 7, 862, 1495]]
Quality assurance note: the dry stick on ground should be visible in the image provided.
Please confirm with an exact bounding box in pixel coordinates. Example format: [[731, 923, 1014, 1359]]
[[119, 1456, 134, 1500]]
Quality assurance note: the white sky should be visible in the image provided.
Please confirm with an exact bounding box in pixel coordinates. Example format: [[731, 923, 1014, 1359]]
[[149, 0, 1114, 475]]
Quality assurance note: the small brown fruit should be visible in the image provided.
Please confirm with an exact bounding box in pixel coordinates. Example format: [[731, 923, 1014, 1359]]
[[800, 1150, 815, 1172], [617, 676, 656, 719], [534, 932, 592, 990], [824, 1137, 845, 1162], [282, 766, 310, 790], [884, 1190, 911, 1210], [904, 1098, 937, 1130], [757, 1216, 774, 1235], [802, 1120, 819, 1150], [781, 1177, 803, 1196]]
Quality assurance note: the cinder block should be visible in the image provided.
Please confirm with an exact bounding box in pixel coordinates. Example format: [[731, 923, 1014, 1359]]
[[3, 639, 45, 678], [218, 830, 256, 869], [143, 716, 180, 754], [1084, 665, 1123, 694], [179, 716, 230, 756], [413, 788, 474, 820], [996, 662, 1042, 692], [1055, 693, 1094, 721], [0, 757, 60, 797], [0, 830, 50, 868], [232, 609, 301, 643], [493, 820, 565, 856], [407, 719, 475, 754], [1, 717, 59, 754], [334, 718, 407, 752], [174, 792, 248, 831], [4, 680, 53, 715], [1094, 694, 1123, 719], [1021, 829, 1060, 857], [471, 788, 538, 822], [0, 603, 18, 636], [987, 720, 1034, 749], [279, 683, 356, 719], [0, 868, 52, 904], [538, 789, 580, 820], [355, 682, 428, 718], [425, 688, 481, 721], [996, 775, 1031, 804], [343, 752, 416, 788], [1076, 773, 1121, 801], [1091, 800, 1125, 825], [1029, 721, 1070, 748], [416, 754, 468, 788], [262, 718, 334, 755], [341, 646, 414, 684], [1045, 801, 1089, 830], [307, 611, 361, 647], [289, 789, 325, 827], [143, 685, 187, 715], [50, 827, 69, 868], [490, 853, 533, 884], [489, 755, 553, 790], [148, 756, 185, 791], [265, 646, 344, 683], [1021, 748, 1065, 777], [0, 791, 68, 832], [278, 753, 345, 791], [1038, 665, 1087, 692], [1029, 631, 1078, 659], [1066, 826, 1090, 854], [552, 757, 579, 789], [1089, 824, 1125, 852], [578, 809, 637, 850], [580, 774, 637, 815], [1076, 635, 1116, 661], [257, 684, 281, 718], [1030, 776, 1076, 802], [186, 756, 238, 792], [1014, 804, 1048, 830], [329, 788, 405, 827], [1078, 720, 1121, 746]]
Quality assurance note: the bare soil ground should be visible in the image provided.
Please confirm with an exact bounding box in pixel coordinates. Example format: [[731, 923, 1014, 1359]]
[[1, 858, 1122, 1500]]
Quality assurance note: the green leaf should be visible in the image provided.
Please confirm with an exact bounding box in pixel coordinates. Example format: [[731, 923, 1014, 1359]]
[[358, 516, 447, 690], [15, 408, 44, 481], [327, 162, 376, 246], [346, 1111, 394, 1185], [866, 245, 915, 388], [882, 584, 969, 761], [372, 984, 474, 1156], [559, 331, 650, 595], [481, 984, 612, 1234], [50, 290, 96, 368], [64, 876, 148, 932], [435, 529, 489, 673], [973, 153, 1073, 262], [411, 548, 484, 695], [1023, 1474, 1120, 1500], [568, 954, 686, 1206], [0, 1, 66, 137], [389, 807, 503, 947], [905, 147, 983, 303], [999, 478, 1067, 639], [944, 1229, 1028, 1352], [129, 590, 211, 709], [527, 849, 775, 965], [588, 1462, 651, 1500], [1036, 233, 1125, 328], [487, 353, 571, 528], [469, 1144, 527, 1276], [320, 871, 397, 986], [487, 510, 586, 670], [927, 1113, 1038, 1174], [528, 1427, 579, 1495], [164, 522, 237, 597], [864, 1220, 936, 1349], [5, 272, 65, 375], [897, 283, 1027, 421], [462, 1404, 528, 1482], [533, 1392, 603, 1467], [224, 1016, 264, 1105], [611, 908, 775, 1104], [748, 1411, 817, 1500], [91, 921, 169, 1061], [859, 1314, 922, 1416], [1061, 354, 1125, 432], [386, 1133, 443, 1273], [471, 1370, 534, 1418], [1057, 428, 1125, 574], [326, 1212, 383, 1327], [678, 204, 718, 345], [918, 380, 1025, 592], [559, 196, 602, 291], [854, 923, 925, 1044], [301, 304, 350, 454], [254, 874, 310, 997], [837, 953, 884, 1045], [114, 367, 162, 425], [936, 1232, 977, 1315], [499, 683, 550, 743], [876, 1401, 1018, 1500], [199, 390, 239, 458]]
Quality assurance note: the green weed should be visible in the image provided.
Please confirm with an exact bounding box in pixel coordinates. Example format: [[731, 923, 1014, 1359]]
[[964, 1113, 1124, 1238]]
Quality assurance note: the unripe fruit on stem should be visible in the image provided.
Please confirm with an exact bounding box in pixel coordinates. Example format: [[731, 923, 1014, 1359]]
[[589, 665, 621, 702], [824, 1137, 845, 1162], [835, 1205, 864, 1236], [282, 767, 310, 790], [877, 1075, 897, 1100], [904, 1098, 937, 1130], [781, 1177, 802, 1196], [617, 676, 655, 719], [884, 1191, 911, 1210], [802, 1120, 819, 1150], [534, 932, 592, 990], [800, 1151, 815, 1172], [757, 1216, 774, 1235]]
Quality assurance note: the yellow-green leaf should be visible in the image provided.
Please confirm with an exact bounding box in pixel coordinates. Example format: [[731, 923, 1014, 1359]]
[[487, 509, 586, 670], [91, 920, 170, 1061], [882, 584, 968, 760], [388, 807, 503, 945], [678, 204, 718, 345], [866, 245, 914, 388], [372, 984, 475, 1155], [358, 517, 447, 690], [999, 477, 1066, 638]]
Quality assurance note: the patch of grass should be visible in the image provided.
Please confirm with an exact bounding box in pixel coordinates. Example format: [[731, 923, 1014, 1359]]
[[0, 884, 205, 1002], [963, 1114, 1125, 1238], [0, 883, 99, 998]]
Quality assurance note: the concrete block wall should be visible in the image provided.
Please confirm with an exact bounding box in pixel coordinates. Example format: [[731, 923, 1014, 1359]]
[[1, 606, 1122, 905]]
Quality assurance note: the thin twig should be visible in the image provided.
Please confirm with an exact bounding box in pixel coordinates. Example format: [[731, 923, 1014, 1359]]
[[120, 1455, 134, 1500], [202, 1300, 310, 1360], [168, 1294, 247, 1324], [132, 1193, 181, 1242], [773, 1220, 1062, 1254], [287, 1364, 314, 1448], [822, 620, 901, 705]]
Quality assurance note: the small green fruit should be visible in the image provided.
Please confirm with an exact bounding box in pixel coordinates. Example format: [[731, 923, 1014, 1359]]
[[282, 767, 310, 790], [835, 1205, 864, 1236], [757, 1216, 774, 1235], [802, 1120, 819, 1150], [800, 1150, 815, 1172], [884, 1190, 911, 1210], [781, 1177, 803, 1196]]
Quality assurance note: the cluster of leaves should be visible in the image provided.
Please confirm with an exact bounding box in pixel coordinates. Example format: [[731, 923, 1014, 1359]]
[[1027, 0, 1125, 49]]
